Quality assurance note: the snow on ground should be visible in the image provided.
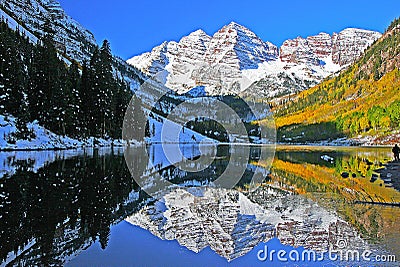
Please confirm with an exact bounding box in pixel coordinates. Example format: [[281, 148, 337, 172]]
[[0, 98, 216, 152], [0, 115, 137, 151], [143, 112, 217, 172], [146, 111, 215, 144]]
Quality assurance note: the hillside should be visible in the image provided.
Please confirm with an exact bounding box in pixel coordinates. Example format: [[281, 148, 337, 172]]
[[0, 0, 150, 150], [0, 0, 96, 63], [273, 18, 400, 145]]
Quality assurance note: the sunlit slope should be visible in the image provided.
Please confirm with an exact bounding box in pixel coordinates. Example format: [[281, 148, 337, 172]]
[[272, 18, 400, 142]]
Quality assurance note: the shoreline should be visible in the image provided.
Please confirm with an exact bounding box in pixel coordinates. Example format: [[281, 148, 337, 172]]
[[0, 142, 394, 152]]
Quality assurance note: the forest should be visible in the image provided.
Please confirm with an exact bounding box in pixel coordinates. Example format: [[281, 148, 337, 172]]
[[0, 19, 142, 141]]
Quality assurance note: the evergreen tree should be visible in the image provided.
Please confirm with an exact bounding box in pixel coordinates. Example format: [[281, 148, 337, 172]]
[[0, 24, 26, 116], [78, 62, 94, 137], [90, 40, 115, 138], [88, 47, 102, 137], [30, 34, 68, 134], [111, 77, 131, 139], [65, 60, 81, 137], [0, 21, 135, 141], [122, 94, 146, 142], [0, 21, 34, 139]]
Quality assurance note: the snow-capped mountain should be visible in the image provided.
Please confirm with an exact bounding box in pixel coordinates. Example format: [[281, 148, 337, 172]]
[[0, 0, 97, 63], [128, 23, 381, 98], [204, 22, 278, 69]]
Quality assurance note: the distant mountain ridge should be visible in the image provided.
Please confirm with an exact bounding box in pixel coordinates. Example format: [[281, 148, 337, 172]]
[[128, 22, 381, 98]]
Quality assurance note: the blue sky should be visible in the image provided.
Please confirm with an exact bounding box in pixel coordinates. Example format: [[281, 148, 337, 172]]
[[58, 0, 400, 60]]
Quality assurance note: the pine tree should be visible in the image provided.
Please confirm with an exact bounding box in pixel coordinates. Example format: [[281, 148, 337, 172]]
[[14, 101, 34, 140], [122, 94, 147, 142], [30, 33, 68, 134], [110, 78, 131, 139], [78, 62, 94, 137], [0, 20, 135, 141], [89, 40, 115, 138], [88, 47, 102, 137], [65, 60, 81, 137], [0, 25, 25, 116]]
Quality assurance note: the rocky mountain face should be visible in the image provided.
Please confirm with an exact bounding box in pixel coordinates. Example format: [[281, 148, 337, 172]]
[[331, 28, 382, 66], [126, 187, 366, 261], [279, 28, 380, 66], [0, 0, 97, 64], [128, 23, 381, 98], [357, 21, 400, 78], [128, 22, 279, 95], [0, 0, 146, 88], [205, 22, 278, 69]]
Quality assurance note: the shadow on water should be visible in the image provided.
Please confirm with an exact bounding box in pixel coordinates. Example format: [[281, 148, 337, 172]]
[[0, 148, 149, 266]]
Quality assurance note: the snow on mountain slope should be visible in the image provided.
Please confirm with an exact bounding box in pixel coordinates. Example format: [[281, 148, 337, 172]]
[[331, 28, 382, 66], [205, 22, 278, 69], [128, 23, 381, 98], [280, 28, 381, 67], [0, 0, 97, 63], [1, 0, 146, 92], [240, 54, 345, 98], [127, 42, 171, 77]]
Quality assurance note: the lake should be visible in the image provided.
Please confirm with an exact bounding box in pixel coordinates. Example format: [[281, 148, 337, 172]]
[[0, 145, 398, 266]]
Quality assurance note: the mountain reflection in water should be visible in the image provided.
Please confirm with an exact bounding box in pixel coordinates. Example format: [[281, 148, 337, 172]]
[[0, 145, 398, 266]]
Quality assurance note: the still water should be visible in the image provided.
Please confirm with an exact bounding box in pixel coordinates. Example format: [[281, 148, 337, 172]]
[[0, 145, 398, 266]]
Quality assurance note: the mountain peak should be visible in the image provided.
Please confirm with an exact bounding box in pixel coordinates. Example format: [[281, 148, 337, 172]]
[[128, 23, 381, 97], [332, 28, 382, 65], [223, 21, 252, 33], [187, 29, 211, 39], [227, 21, 242, 28], [205, 21, 278, 71], [340, 27, 380, 33]]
